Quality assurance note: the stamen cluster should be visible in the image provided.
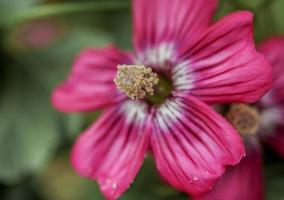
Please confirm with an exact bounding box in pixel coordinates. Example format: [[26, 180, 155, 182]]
[[226, 104, 260, 135], [114, 65, 159, 100]]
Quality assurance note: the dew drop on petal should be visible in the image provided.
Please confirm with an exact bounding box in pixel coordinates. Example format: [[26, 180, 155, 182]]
[[112, 182, 117, 189], [100, 178, 118, 194], [193, 176, 199, 182]]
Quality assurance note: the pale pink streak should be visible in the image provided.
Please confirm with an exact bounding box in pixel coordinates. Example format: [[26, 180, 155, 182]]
[[150, 94, 245, 196], [71, 100, 150, 200], [177, 12, 272, 104], [133, 0, 217, 52]]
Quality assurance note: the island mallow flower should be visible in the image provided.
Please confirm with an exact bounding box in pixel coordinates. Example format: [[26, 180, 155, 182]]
[[52, 0, 272, 199], [194, 37, 284, 200]]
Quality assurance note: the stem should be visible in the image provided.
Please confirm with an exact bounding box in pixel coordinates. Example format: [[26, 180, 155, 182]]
[[1, 1, 130, 29]]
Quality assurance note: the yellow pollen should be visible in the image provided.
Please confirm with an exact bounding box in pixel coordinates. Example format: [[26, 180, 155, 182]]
[[114, 65, 159, 100], [226, 104, 260, 136]]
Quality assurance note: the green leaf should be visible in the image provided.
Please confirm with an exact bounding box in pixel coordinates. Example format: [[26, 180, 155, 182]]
[[8, 25, 113, 90], [0, 0, 40, 22], [238, 0, 264, 8], [265, 163, 284, 200], [37, 153, 105, 200], [214, 1, 235, 20], [0, 67, 59, 183], [266, 176, 284, 200], [272, 0, 284, 33], [1, 1, 130, 29]]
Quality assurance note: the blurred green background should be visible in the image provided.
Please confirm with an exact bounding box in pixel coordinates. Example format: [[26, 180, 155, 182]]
[[0, 0, 283, 199]]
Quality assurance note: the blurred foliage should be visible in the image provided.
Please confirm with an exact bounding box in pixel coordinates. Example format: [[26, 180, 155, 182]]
[[0, 0, 283, 199], [0, 65, 58, 183], [0, 0, 41, 22], [36, 153, 186, 200]]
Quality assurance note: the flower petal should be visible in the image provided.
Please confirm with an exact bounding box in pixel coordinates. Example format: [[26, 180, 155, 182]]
[[259, 37, 284, 106], [71, 100, 150, 200], [175, 11, 272, 104], [133, 0, 217, 52], [193, 137, 263, 200], [150, 94, 245, 196], [52, 46, 131, 112]]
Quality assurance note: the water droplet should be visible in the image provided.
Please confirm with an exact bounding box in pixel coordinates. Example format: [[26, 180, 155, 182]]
[[209, 186, 213, 190], [206, 171, 210, 175], [193, 176, 199, 182], [112, 182, 117, 189]]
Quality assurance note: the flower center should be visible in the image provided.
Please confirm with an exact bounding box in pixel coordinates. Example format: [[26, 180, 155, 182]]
[[226, 104, 260, 136], [114, 65, 159, 100]]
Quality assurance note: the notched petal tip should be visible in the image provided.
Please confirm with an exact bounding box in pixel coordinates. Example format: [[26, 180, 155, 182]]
[[70, 102, 150, 200], [150, 95, 245, 196], [182, 10, 272, 104]]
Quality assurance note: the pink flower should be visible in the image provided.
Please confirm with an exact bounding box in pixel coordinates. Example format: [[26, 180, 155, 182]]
[[11, 20, 62, 49], [259, 37, 284, 157], [52, 0, 272, 199], [193, 37, 284, 200]]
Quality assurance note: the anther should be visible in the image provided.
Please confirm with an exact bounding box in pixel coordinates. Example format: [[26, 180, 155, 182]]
[[226, 104, 260, 135], [114, 65, 159, 100]]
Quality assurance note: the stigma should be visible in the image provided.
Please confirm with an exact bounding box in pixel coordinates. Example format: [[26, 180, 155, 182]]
[[114, 65, 159, 100], [226, 104, 260, 135]]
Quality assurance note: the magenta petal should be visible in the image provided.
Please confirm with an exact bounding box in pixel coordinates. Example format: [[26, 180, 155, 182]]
[[259, 37, 284, 106], [150, 95, 245, 196], [52, 46, 131, 112], [194, 137, 263, 200], [133, 0, 217, 52], [71, 100, 150, 200], [177, 11, 272, 104]]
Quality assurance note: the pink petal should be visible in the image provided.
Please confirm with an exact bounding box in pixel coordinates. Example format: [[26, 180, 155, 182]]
[[264, 127, 284, 158], [133, 0, 217, 52], [193, 137, 263, 200], [52, 46, 130, 112], [71, 100, 150, 200], [259, 37, 284, 106], [150, 94, 245, 196], [175, 11, 272, 104]]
